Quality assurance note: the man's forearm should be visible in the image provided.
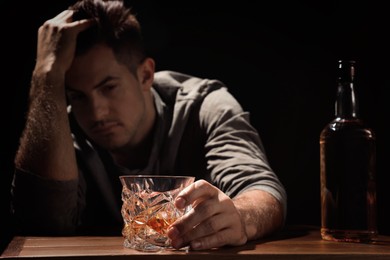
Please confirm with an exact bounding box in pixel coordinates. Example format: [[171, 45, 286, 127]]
[[14, 72, 78, 181], [233, 189, 284, 241]]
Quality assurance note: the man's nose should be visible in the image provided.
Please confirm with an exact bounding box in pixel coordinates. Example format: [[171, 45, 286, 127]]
[[89, 96, 109, 120]]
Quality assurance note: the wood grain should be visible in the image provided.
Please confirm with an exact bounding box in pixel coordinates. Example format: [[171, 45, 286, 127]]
[[1, 226, 390, 260]]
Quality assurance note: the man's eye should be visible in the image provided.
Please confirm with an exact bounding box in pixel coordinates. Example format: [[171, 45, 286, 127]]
[[104, 85, 116, 92]]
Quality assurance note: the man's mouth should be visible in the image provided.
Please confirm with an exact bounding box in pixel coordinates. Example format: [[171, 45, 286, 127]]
[[91, 121, 119, 135]]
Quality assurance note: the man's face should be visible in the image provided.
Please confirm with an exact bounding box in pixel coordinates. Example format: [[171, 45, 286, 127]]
[[65, 44, 151, 150]]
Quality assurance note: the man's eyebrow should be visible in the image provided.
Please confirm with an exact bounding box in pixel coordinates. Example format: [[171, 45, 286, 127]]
[[66, 76, 119, 92]]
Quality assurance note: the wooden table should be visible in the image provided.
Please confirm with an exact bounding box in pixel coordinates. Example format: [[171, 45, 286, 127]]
[[1, 226, 390, 259]]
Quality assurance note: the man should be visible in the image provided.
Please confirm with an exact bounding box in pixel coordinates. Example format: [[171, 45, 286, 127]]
[[11, 0, 287, 250]]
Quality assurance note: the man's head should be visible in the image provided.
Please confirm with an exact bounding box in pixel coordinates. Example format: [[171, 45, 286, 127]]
[[69, 0, 145, 74], [65, 0, 156, 152]]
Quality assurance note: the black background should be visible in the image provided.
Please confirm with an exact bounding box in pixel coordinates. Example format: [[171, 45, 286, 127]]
[[1, 0, 389, 251]]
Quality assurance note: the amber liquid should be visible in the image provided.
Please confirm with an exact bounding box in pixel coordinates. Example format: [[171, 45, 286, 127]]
[[121, 208, 178, 250], [320, 118, 377, 242], [122, 214, 176, 238]]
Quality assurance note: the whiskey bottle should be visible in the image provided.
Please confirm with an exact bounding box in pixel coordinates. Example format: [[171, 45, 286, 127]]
[[319, 60, 377, 242]]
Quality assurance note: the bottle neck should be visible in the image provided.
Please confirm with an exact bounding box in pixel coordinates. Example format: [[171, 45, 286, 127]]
[[335, 60, 359, 119]]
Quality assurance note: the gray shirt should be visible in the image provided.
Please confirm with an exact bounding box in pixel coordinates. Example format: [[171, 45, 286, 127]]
[[11, 70, 287, 235]]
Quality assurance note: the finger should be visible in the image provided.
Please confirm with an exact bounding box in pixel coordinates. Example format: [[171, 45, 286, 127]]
[[170, 194, 241, 248], [66, 18, 95, 34], [49, 10, 73, 23], [170, 197, 218, 237], [189, 227, 247, 250], [170, 211, 227, 249], [49, 10, 94, 33], [175, 179, 217, 209]]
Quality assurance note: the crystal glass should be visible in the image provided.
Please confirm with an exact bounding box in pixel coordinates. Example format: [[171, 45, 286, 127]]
[[119, 175, 195, 251]]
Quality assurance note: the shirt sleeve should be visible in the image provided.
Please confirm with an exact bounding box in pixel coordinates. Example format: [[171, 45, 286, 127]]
[[199, 86, 288, 220], [11, 168, 83, 235]]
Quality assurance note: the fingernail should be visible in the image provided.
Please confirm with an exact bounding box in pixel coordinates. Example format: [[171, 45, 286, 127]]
[[175, 197, 186, 208]]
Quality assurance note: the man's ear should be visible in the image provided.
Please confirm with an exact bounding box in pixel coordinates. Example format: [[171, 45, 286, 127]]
[[138, 57, 155, 90]]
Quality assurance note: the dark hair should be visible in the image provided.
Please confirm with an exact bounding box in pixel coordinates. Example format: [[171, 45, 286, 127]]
[[69, 0, 145, 74]]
